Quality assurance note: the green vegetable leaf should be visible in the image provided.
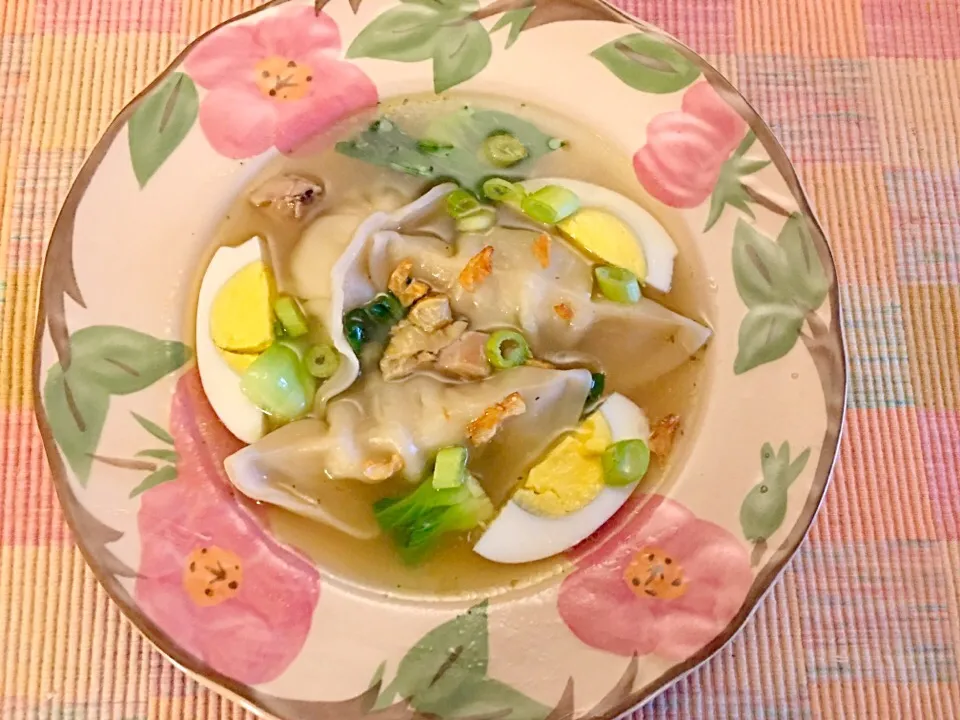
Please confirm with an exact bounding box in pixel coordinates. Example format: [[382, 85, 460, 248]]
[[69, 325, 191, 395], [347, 4, 465, 62], [135, 448, 179, 463], [734, 304, 805, 374], [129, 465, 178, 498], [732, 220, 793, 308], [491, 7, 534, 49], [591, 33, 700, 94], [777, 213, 829, 312], [44, 367, 109, 485], [128, 72, 198, 187], [131, 411, 174, 445], [337, 109, 557, 193], [433, 20, 492, 93], [387, 601, 490, 709]]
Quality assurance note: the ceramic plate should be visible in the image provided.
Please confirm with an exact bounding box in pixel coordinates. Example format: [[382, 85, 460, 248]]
[[33, 0, 846, 717]]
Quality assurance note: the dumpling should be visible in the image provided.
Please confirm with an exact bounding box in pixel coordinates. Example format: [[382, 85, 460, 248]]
[[369, 227, 711, 389], [290, 183, 457, 405], [224, 366, 592, 534]]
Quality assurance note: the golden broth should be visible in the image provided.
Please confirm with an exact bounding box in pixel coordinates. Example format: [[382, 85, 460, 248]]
[[196, 93, 713, 600]]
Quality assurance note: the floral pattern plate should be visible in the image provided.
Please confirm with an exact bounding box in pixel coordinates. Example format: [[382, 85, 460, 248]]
[[33, 0, 847, 717]]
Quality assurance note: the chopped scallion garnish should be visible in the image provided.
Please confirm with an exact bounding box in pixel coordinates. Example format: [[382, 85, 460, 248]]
[[482, 133, 528, 168], [456, 206, 497, 234], [521, 185, 580, 224], [432, 446, 468, 489], [273, 295, 309, 338], [304, 344, 340, 380], [240, 343, 315, 421], [446, 188, 481, 219], [485, 330, 531, 369], [602, 439, 650, 487], [586, 372, 605, 408], [594, 265, 641, 304], [343, 309, 371, 353], [482, 178, 525, 206], [365, 292, 404, 324]]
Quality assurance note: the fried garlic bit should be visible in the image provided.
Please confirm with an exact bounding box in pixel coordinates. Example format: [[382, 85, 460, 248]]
[[649, 414, 681, 458], [553, 302, 574, 322], [532, 233, 551, 269], [389, 259, 430, 307], [458, 245, 494, 292], [467, 392, 527, 446], [363, 454, 404, 481]]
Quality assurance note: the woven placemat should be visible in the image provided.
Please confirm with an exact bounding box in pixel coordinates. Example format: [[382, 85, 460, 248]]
[[2, 0, 959, 717]]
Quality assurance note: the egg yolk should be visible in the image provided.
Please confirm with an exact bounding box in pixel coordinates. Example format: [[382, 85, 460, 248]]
[[512, 412, 613, 518], [210, 261, 275, 354], [557, 208, 647, 282]]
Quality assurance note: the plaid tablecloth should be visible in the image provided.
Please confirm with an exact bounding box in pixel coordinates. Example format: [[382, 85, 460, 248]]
[[2, 0, 959, 717]]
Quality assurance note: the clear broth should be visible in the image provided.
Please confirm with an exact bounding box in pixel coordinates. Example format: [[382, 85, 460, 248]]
[[198, 93, 713, 600]]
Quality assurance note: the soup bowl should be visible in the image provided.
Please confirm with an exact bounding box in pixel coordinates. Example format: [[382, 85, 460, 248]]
[[33, 0, 846, 717]]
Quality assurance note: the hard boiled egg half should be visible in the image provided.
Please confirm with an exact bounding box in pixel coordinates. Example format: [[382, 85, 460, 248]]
[[520, 178, 678, 293], [196, 237, 273, 443], [473, 393, 650, 564]]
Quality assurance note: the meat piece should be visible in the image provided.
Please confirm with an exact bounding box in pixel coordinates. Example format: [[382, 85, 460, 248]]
[[458, 246, 494, 291], [248, 174, 324, 220], [388, 259, 430, 307], [436, 331, 492, 380], [466, 392, 527, 445], [408, 294, 453, 333], [649, 414, 681, 458], [380, 351, 436, 382], [379, 320, 468, 381]]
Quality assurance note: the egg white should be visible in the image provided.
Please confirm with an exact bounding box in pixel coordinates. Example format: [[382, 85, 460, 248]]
[[195, 237, 266, 444], [473, 393, 651, 564], [520, 178, 678, 293]]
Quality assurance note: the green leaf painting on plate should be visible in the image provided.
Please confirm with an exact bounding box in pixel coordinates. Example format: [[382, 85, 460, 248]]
[[731, 216, 831, 375], [372, 600, 550, 719], [591, 33, 700, 94], [347, 0, 492, 93], [740, 441, 810, 565], [491, 7, 534, 49], [43, 325, 190, 485], [128, 72, 198, 187]]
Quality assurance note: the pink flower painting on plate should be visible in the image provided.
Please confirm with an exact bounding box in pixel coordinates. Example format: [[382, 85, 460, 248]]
[[633, 82, 748, 208], [558, 494, 752, 660], [135, 370, 320, 685], [184, 5, 378, 159]]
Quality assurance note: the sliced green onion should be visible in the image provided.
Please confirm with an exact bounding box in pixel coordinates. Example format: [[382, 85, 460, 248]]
[[365, 292, 404, 324], [482, 133, 528, 168], [240, 343, 314, 421], [305, 344, 340, 380], [594, 265, 641, 304], [521, 185, 580, 224], [432, 446, 468, 489], [446, 188, 481, 219], [586, 372, 606, 407], [485, 330, 531, 369], [601, 439, 650, 487], [343, 308, 371, 354], [482, 178, 525, 205], [273, 295, 309, 338], [456, 206, 496, 234]]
